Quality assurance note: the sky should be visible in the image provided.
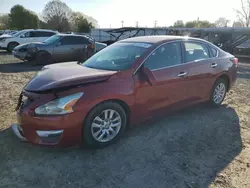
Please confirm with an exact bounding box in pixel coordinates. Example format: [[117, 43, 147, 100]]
[[0, 0, 243, 28]]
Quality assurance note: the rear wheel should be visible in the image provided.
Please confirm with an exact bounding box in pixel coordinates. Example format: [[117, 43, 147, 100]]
[[210, 78, 228, 106], [83, 101, 127, 148], [7, 42, 19, 53], [36, 51, 53, 65]]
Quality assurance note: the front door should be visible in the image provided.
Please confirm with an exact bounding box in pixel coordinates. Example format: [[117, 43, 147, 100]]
[[134, 42, 192, 119], [19, 31, 35, 44], [53, 36, 76, 62]]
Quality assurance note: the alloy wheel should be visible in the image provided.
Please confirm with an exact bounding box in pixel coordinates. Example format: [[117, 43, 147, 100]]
[[91, 109, 122, 143], [213, 82, 226, 104]]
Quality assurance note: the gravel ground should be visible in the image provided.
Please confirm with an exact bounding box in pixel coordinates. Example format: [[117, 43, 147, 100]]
[[0, 52, 250, 188]]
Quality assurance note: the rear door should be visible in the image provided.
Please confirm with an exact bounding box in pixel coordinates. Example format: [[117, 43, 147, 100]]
[[71, 36, 91, 61], [182, 41, 218, 101], [134, 41, 192, 118]]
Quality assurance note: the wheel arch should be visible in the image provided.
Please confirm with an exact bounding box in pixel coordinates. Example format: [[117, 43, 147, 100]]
[[8, 41, 20, 45], [83, 99, 131, 129], [37, 50, 51, 56], [217, 73, 230, 92], [7, 41, 20, 51]]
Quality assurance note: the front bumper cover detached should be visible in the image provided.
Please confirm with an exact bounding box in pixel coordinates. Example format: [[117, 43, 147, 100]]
[[11, 124, 27, 141]]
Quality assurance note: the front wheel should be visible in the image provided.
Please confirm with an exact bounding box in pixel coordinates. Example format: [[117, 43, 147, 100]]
[[36, 51, 53, 65], [7, 42, 19, 52], [83, 102, 127, 148], [210, 78, 228, 106]]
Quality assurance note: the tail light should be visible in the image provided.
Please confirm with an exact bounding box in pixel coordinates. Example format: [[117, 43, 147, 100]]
[[90, 43, 94, 49], [230, 57, 238, 67]]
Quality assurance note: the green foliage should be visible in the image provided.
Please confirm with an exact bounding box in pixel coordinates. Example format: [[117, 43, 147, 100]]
[[77, 18, 94, 33], [170, 20, 216, 28], [8, 5, 39, 30], [185, 21, 197, 28], [0, 14, 10, 29], [196, 20, 215, 28], [72, 12, 94, 33], [42, 0, 73, 32], [173, 20, 185, 28]]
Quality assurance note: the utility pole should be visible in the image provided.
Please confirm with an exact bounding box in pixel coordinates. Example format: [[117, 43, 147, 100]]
[[154, 20, 157, 28], [121, 20, 124, 27]]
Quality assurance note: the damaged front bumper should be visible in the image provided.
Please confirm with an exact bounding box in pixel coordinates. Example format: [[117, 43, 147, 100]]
[[11, 123, 27, 141]]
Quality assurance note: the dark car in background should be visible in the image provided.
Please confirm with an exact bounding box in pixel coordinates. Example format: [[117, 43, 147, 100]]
[[13, 34, 107, 64], [12, 36, 238, 148]]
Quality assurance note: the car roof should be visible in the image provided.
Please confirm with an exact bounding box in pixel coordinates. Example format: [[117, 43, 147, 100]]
[[119, 35, 208, 44], [19, 29, 57, 33], [57, 33, 90, 38]]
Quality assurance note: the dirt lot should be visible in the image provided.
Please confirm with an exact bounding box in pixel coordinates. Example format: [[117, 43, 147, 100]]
[[0, 51, 250, 188]]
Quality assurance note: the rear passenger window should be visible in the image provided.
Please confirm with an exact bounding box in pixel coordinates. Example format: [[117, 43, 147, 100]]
[[60, 36, 90, 45], [76, 36, 91, 44], [184, 42, 209, 62], [210, 46, 218, 57], [34, 31, 55, 37], [144, 42, 182, 70], [60, 36, 77, 45]]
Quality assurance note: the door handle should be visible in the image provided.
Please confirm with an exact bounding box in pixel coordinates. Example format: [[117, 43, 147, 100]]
[[211, 63, 218, 68], [177, 72, 187, 77]]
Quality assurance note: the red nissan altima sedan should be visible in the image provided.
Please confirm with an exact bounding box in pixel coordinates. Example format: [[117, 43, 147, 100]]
[[12, 36, 238, 148]]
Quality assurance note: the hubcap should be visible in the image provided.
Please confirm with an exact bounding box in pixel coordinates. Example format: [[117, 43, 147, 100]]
[[213, 83, 226, 104], [91, 109, 122, 143]]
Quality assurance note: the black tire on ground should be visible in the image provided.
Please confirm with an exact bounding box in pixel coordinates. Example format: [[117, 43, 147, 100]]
[[83, 101, 127, 148], [209, 78, 228, 106], [36, 51, 53, 65], [7, 42, 19, 53]]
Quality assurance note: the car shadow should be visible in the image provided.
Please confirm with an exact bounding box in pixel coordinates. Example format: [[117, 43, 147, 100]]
[[237, 63, 250, 80], [0, 51, 10, 55], [0, 104, 242, 188], [0, 62, 43, 73]]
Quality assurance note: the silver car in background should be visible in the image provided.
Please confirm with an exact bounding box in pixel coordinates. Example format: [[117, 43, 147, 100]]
[[13, 34, 107, 64]]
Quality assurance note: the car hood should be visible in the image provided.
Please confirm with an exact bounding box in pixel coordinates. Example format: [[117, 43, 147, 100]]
[[28, 42, 46, 46], [24, 62, 117, 92], [14, 42, 45, 50], [0, 34, 13, 39]]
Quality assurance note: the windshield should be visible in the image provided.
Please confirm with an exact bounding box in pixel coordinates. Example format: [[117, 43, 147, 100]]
[[43, 35, 62, 44], [83, 42, 151, 71], [13, 30, 27, 37]]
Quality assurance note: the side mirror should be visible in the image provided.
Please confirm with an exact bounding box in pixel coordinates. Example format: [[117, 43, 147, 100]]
[[140, 66, 156, 85], [55, 41, 61, 47], [20, 35, 25, 38]]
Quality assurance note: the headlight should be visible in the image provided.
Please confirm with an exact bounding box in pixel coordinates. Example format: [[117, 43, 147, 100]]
[[35, 92, 83, 115]]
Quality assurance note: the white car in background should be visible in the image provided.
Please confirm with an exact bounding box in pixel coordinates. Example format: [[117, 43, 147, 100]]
[[0, 29, 58, 52]]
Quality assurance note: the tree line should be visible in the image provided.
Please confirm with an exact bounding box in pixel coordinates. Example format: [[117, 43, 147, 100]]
[[0, 0, 96, 33], [0, 0, 250, 31], [170, 18, 243, 28]]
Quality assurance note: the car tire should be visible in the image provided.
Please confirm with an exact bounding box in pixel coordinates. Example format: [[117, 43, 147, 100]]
[[7, 42, 19, 53], [83, 101, 127, 148], [210, 78, 228, 106], [36, 51, 53, 65]]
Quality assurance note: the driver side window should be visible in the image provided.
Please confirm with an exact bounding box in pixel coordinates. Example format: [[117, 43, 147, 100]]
[[144, 42, 182, 70], [23, 31, 32, 38]]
